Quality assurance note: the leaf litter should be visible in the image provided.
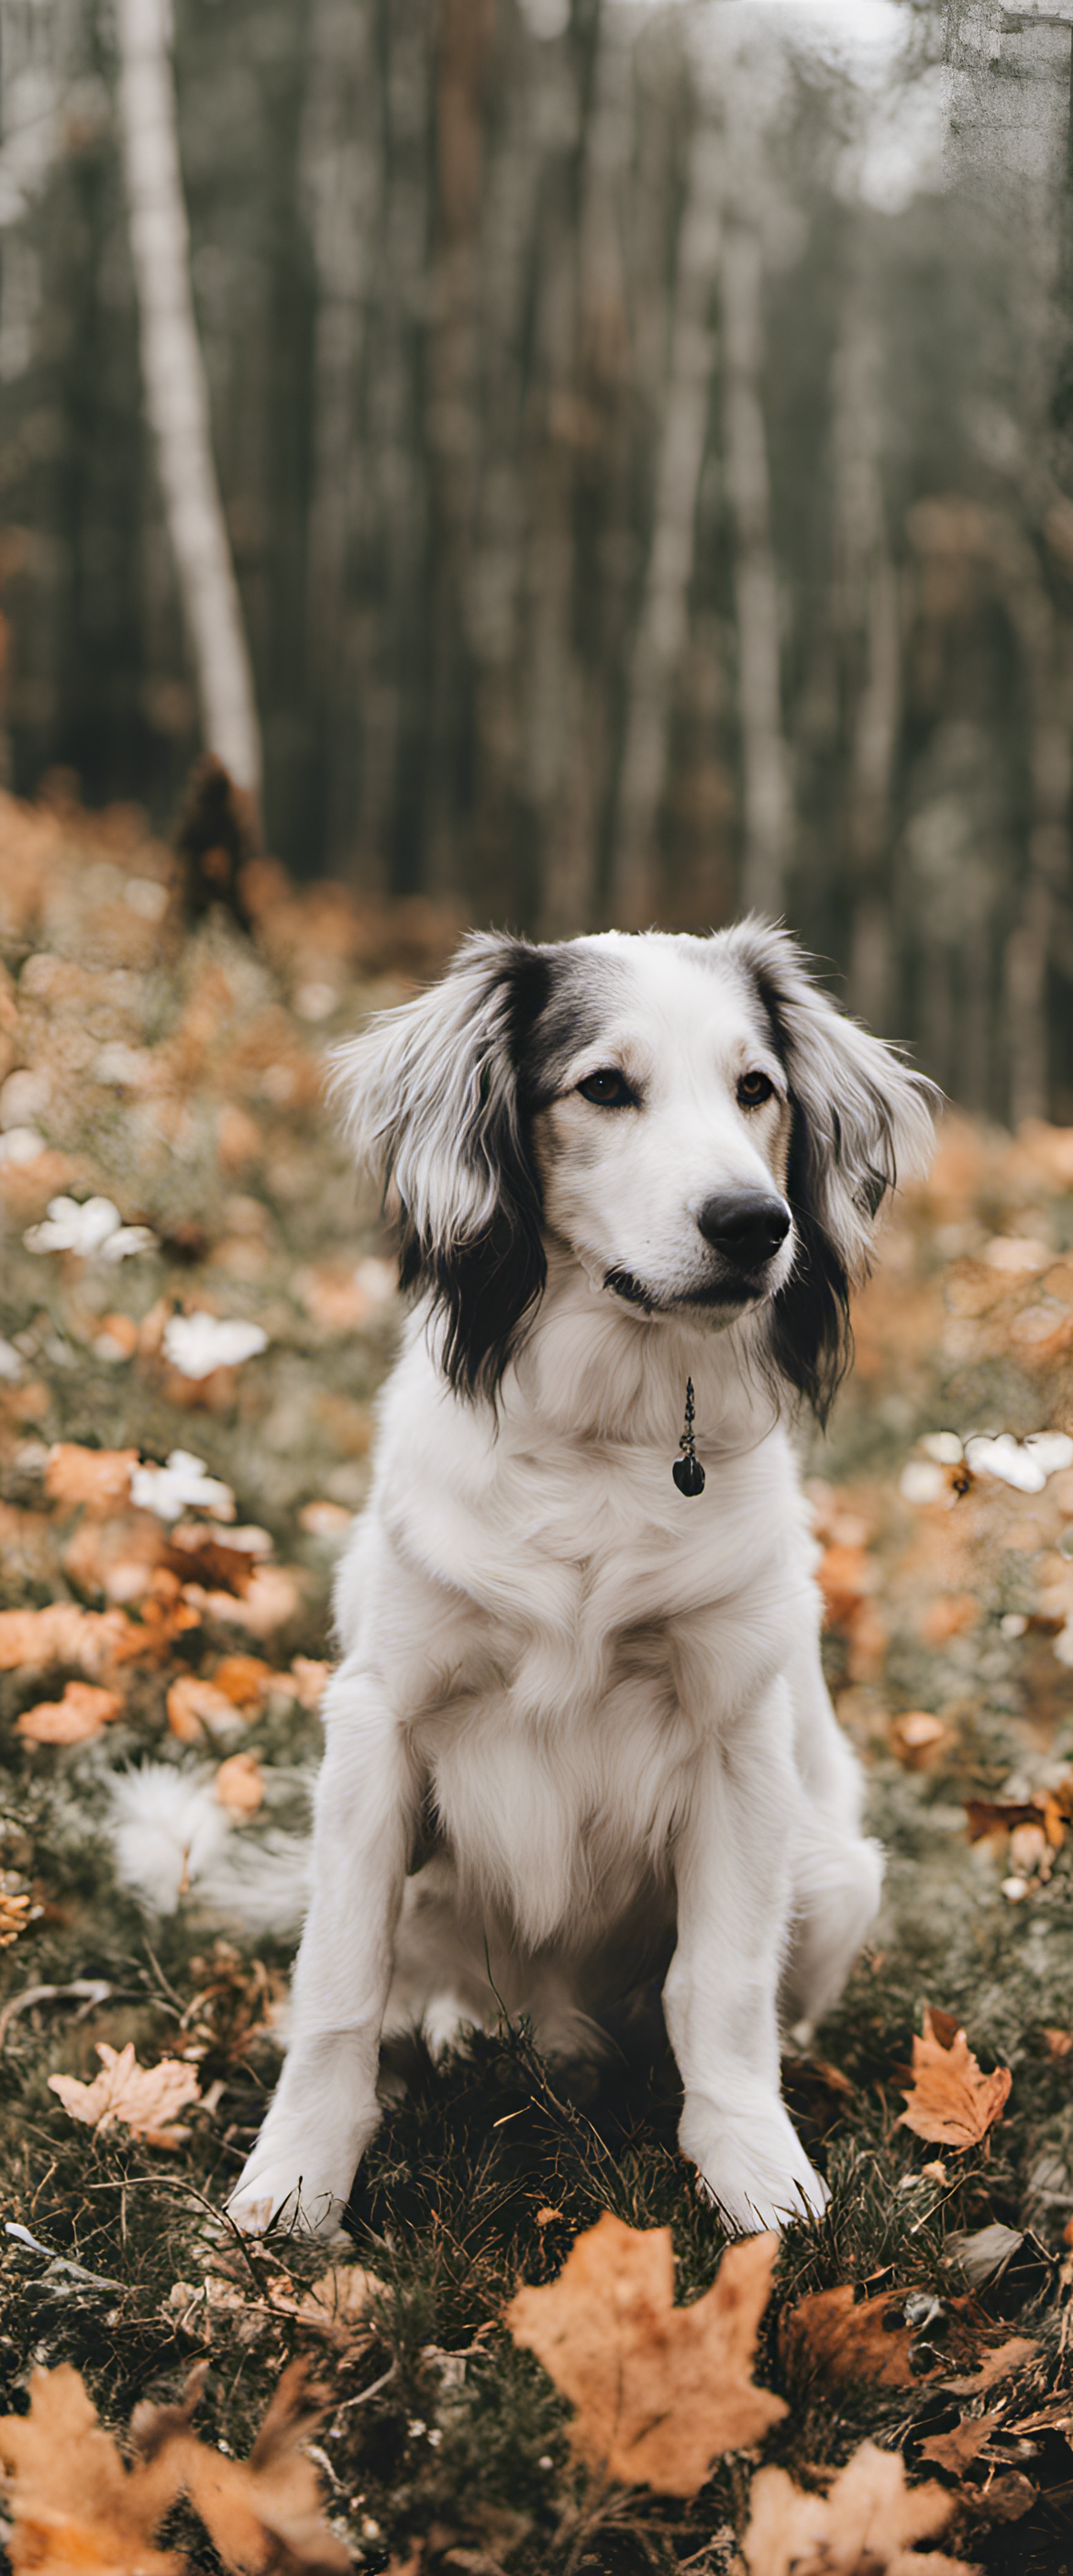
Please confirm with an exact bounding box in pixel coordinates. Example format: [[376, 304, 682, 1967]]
[[3, 793, 1073, 2570]]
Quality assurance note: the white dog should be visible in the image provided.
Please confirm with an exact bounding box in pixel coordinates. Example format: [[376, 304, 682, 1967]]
[[229, 922, 935, 2238]]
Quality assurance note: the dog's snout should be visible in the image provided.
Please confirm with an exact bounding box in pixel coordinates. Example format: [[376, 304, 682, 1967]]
[[696, 1188, 791, 1271]]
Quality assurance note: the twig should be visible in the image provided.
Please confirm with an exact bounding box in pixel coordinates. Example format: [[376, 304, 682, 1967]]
[[331, 2360, 397, 2411], [0, 1980, 114, 2051]]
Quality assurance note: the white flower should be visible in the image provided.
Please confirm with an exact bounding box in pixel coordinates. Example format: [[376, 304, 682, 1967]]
[[0, 1128, 46, 1166], [962, 1432, 1072, 1494], [920, 1432, 964, 1465], [162, 1313, 269, 1380], [899, 1460, 946, 1505], [23, 1195, 156, 1260], [130, 1449, 237, 1522]]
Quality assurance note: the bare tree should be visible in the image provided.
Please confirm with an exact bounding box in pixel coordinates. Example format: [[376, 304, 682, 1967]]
[[832, 307, 900, 1031], [115, 0, 262, 802], [611, 103, 722, 927], [720, 218, 791, 918]]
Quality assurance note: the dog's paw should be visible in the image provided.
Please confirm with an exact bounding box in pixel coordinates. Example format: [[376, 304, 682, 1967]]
[[680, 2090, 829, 2235], [227, 2137, 359, 2239]]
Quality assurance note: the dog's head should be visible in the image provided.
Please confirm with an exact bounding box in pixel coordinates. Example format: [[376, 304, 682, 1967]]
[[330, 925, 937, 1416]]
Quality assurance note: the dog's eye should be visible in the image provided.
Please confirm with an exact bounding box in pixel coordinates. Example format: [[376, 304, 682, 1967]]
[[736, 1071, 776, 1109], [578, 1069, 635, 1108]]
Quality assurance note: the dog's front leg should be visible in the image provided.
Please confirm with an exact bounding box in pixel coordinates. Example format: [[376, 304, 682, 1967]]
[[227, 1667, 412, 2238], [664, 1678, 828, 2234]]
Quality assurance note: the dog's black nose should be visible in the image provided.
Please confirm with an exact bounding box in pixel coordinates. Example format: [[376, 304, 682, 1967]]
[[696, 1189, 791, 1271]]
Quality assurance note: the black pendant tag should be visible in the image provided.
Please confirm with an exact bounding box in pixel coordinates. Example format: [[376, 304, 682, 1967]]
[[673, 1377, 705, 1496]]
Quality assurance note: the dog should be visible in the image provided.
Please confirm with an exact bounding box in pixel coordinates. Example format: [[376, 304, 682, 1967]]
[[228, 921, 935, 2238]]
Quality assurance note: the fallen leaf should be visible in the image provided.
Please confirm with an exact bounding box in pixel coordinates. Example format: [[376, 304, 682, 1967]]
[[965, 1793, 1067, 1850], [49, 2040, 202, 2145], [505, 2210, 786, 2495], [45, 1441, 138, 1514], [290, 1655, 332, 1709], [214, 1752, 264, 1815], [167, 1674, 246, 1741], [0, 1601, 134, 1675], [263, 2262, 382, 2339], [742, 2437, 974, 2575], [0, 2362, 183, 2576], [17, 1680, 124, 1744], [919, 2413, 1000, 2474], [164, 1534, 255, 1595], [0, 1877, 38, 1943], [890, 1711, 951, 1770], [211, 1652, 275, 1710], [942, 2334, 1039, 2393], [133, 2358, 349, 2573], [818, 1542, 871, 1627], [0, 2357, 348, 2575], [1042, 2026, 1073, 2058], [781, 2284, 924, 2390], [898, 2010, 1012, 2149]]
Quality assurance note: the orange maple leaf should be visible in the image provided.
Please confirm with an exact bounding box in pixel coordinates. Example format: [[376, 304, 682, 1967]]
[[898, 2009, 1012, 2149], [505, 2210, 786, 2496], [44, 1443, 138, 1515], [742, 2437, 974, 2574], [213, 1752, 264, 1814], [48, 2042, 201, 2146], [17, 1680, 124, 1744], [0, 2358, 348, 2576]]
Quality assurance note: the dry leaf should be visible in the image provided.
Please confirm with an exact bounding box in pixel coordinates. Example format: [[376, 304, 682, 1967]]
[[214, 1752, 264, 1815], [965, 1793, 1067, 1850], [44, 1442, 138, 1515], [167, 1673, 245, 1741], [290, 1655, 332, 1709], [919, 2413, 1000, 2474], [0, 1601, 134, 1676], [890, 1712, 951, 1770], [0, 2361, 183, 2576], [133, 2358, 349, 2573], [1042, 2026, 1073, 2058], [17, 1679, 124, 1744], [942, 2334, 1039, 2393], [505, 2210, 786, 2495], [781, 2284, 924, 2391], [49, 2040, 202, 2146], [0, 2357, 348, 2576], [742, 2438, 974, 2575], [264, 2262, 382, 2340], [211, 1652, 275, 1710], [898, 2010, 1012, 2149]]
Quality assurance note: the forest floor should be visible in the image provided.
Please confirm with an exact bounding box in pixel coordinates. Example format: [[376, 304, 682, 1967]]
[[0, 782, 1072, 2576]]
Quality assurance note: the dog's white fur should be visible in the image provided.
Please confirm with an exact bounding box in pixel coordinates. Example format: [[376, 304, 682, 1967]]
[[228, 924, 935, 2238]]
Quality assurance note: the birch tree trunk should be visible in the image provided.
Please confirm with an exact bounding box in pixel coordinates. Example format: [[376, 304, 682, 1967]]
[[720, 219, 790, 918], [610, 106, 721, 927], [115, 0, 262, 801], [536, 6, 630, 938], [300, 0, 378, 872], [994, 520, 1070, 1124], [832, 311, 900, 1029]]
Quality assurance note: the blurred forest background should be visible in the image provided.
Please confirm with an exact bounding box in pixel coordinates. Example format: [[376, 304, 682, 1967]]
[[3, 0, 1073, 1121]]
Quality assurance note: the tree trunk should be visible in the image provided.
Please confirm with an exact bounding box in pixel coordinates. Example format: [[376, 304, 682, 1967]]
[[832, 311, 900, 1029], [115, 0, 262, 802], [720, 219, 790, 919], [611, 106, 721, 928]]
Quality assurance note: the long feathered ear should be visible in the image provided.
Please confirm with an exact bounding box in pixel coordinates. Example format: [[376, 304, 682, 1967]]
[[722, 919, 940, 1423], [328, 932, 551, 1400]]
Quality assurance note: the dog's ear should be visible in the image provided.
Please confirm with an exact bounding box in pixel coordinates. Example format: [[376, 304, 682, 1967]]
[[329, 932, 551, 1400], [724, 920, 939, 1423]]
